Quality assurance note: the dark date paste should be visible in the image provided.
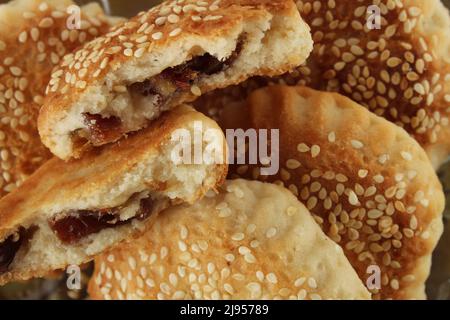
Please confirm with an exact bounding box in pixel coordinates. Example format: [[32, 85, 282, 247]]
[[49, 197, 154, 244], [82, 40, 243, 145]]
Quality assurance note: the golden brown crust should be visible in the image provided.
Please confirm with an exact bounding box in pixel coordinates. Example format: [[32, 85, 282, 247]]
[[37, 0, 313, 160], [217, 85, 444, 299], [89, 179, 371, 300], [0, 0, 121, 198], [0, 105, 228, 285]]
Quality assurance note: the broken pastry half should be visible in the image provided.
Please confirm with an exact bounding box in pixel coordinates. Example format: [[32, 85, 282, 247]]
[[0, 105, 227, 285], [37, 0, 313, 160]]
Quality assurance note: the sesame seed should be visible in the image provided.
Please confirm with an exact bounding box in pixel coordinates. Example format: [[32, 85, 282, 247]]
[[225, 254, 235, 262], [18, 31, 28, 43], [155, 17, 166, 26], [328, 131, 336, 143], [168, 14, 180, 23], [266, 228, 277, 238], [244, 253, 257, 264], [238, 246, 251, 255], [169, 28, 182, 37], [152, 32, 163, 40], [134, 48, 146, 58], [401, 151, 412, 161], [266, 273, 278, 284], [358, 169, 368, 178], [307, 277, 318, 289], [348, 191, 359, 206], [293, 277, 306, 288], [39, 17, 54, 28], [286, 159, 301, 169], [231, 233, 244, 241], [10, 67, 22, 76], [311, 145, 321, 158], [124, 48, 133, 57], [190, 85, 202, 96], [297, 143, 310, 153], [368, 209, 383, 219], [351, 140, 364, 149]]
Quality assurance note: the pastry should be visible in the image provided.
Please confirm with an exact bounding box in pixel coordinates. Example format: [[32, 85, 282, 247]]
[[37, 0, 313, 160], [219, 85, 445, 299], [89, 179, 371, 300], [0, 105, 227, 285], [198, 0, 450, 169]]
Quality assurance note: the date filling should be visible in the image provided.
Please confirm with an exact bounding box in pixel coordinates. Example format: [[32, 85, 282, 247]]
[[80, 41, 243, 146], [0, 195, 155, 275], [0, 227, 37, 274]]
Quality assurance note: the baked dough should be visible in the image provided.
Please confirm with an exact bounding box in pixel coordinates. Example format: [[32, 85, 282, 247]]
[[217, 85, 444, 299], [38, 0, 313, 160], [88, 179, 371, 300], [0, 0, 122, 199], [0, 105, 227, 285]]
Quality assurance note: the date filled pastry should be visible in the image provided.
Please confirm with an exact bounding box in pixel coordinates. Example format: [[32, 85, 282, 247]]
[[0, 105, 228, 285], [199, 0, 450, 169], [0, 0, 123, 199], [37, 0, 313, 160], [218, 85, 444, 300], [88, 179, 371, 300]]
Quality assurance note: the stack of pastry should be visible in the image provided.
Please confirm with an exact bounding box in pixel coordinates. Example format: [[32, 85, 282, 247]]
[[0, 0, 449, 300]]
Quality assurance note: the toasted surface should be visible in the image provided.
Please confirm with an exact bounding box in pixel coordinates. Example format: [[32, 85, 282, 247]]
[[216, 85, 444, 300], [0, 105, 227, 285], [89, 179, 371, 300], [198, 0, 450, 169], [0, 0, 122, 198], [37, 0, 313, 160]]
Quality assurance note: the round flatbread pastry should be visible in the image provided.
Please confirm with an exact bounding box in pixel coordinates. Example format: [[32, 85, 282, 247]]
[[89, 179, 371, 300], [0, 0, 122, 198], [216, 85, 445, 300]]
